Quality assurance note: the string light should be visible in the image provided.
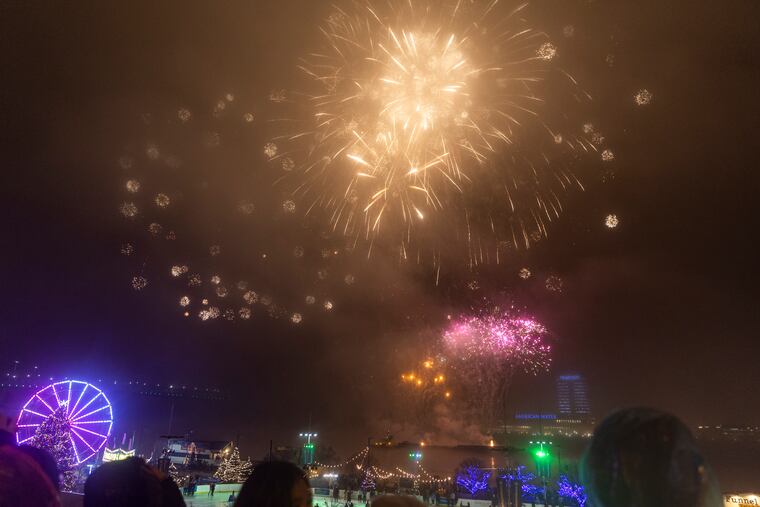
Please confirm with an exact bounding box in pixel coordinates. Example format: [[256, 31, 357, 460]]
[[313, 447, 369, 469]]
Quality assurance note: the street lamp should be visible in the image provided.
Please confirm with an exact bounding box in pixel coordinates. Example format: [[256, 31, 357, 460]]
[[299, 432, 318, 465]]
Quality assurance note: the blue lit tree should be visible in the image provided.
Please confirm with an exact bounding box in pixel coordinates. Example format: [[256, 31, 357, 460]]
[[501, 465, 543, 501], [455, 461, 491, 496], [557, 475, 587, 507]]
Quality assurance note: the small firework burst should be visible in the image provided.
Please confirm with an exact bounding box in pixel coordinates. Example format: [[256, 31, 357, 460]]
[[145, 143, 160, 160], [323, 300, 334, 311], [199, 306, 220, 321], [282, 200, 296, 213], [239, 307, 252, 320], [243, 112, 254, 123], [243, 290, 258, 305], [281, 157, 295, 172], [601, 149, 615, 162], [125, 179, 140, 193], [164, 155, 182, 169], [236, 280, 248, 291], [591, 132, 605, 145], [291, 313, 303, 324], [467, 280, 480, 291], [553, 134, 563, 144], [260, 295, 272, 306], [563, 24, 575, 37], [215, 286, 228, 298], [120, 243, 134, 256], [634, 88, 653, 106], [305, 295, 316, 305], [120, 202, 138, 218], [545, 275, 564, 293], [188, 274, 202, 287], [263, 142, 278, 159], [293, 246, 304, 258], [317, 269, 329, 280], [519, 267, 532, 280], [165, 230, 176, 240], [225, 93, 235, 102], [118, 156, 134, 169], [344, 274, 355, 285], [536, 42, 557, 60], [154, 193, 170, 208], [170, 265, 188, 277], [605, 214, 619, 228], [203, 131, 221, 148], [131, 276, 148, 291], [177, 108, 192, 122], [213, 99, 226, 115], [237, 200, 255, 215], [223, 309, 235, 321], [210, 275, 221, 285], [269, 89, 287, 103], [148, 222, 163, 236], [209, 245, 221, 256], [179, 296, 190, 307]]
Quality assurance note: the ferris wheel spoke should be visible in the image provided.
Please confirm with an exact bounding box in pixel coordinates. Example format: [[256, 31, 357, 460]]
[[35, 394, 56, 415], [17, 435, 35, 444], [65, 381, 73, 415], [72, 419, 111, 425], [69, 433, 84, 463], [72, 403, 109, 422], [51, 383, 63, 407], [71, 427, 97, 453], [69, 383, 89, 418], [17, 423, 41, 428], [23, 407, 50, 419], [70, 392, 102, 420], [71, 424, 107, 440]]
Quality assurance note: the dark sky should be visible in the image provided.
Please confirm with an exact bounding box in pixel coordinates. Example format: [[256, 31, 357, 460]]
[[2, 0, 760, 458]]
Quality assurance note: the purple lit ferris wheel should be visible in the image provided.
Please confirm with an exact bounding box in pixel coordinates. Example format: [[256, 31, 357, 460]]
[[16, 380, 113, 464]]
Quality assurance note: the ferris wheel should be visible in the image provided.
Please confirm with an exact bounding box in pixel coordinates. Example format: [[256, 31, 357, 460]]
[[16, 380, 114, 464]]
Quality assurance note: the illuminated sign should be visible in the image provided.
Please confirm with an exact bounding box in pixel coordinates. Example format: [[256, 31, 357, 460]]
[[103, 448, 135, 462], [515, 413, 557, 420], [725, 494, 760, 506]]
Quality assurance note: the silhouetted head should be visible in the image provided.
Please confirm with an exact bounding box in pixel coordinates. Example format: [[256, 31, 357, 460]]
[[235, 461, 311, 507], [18, 444, 60, 490], [581, 408, 721, 507], [0, 444, 60, 507], [83, 457, 184, 507]]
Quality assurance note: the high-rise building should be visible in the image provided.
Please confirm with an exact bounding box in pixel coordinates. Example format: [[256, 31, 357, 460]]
[[556, 374, 591, 418]]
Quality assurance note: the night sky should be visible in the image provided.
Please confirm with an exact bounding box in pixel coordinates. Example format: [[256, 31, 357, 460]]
[[2, 0, 759, 461]]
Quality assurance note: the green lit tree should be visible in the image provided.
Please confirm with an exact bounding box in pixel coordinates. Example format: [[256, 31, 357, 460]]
[[29, 404, 78, 491]]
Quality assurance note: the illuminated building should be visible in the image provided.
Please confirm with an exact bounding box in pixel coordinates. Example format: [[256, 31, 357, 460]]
[[166, 438, 231, 466], [556, 374, 591, 419]]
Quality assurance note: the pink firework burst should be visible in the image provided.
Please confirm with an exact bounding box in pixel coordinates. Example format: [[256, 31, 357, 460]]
[[442, 307, 552, 427], [443, 311, 552, 374]]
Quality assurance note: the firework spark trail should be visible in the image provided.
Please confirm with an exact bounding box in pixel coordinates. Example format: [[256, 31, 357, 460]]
[[400, 357, 452, 427], [274, 0, 599, 266]]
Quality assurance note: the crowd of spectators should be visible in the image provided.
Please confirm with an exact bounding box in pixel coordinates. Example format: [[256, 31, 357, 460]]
[[0, 408, 721, 507]]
